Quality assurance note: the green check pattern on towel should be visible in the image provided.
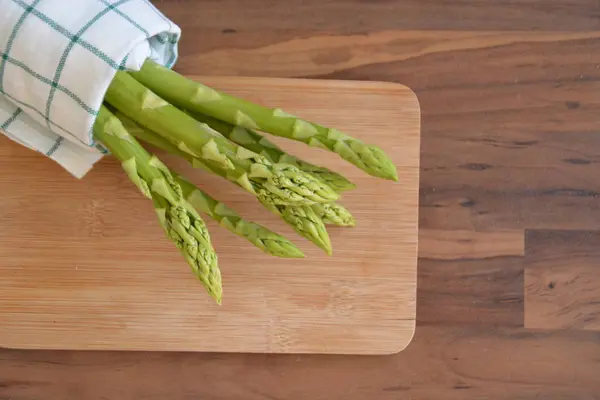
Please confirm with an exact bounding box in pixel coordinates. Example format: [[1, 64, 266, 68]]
[[0, 0, 181, 178]]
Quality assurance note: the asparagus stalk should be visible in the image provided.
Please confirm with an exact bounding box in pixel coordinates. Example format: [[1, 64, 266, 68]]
[[311, 203, 356, 227], [118, 110, 303, 213], [187, 113, 355, 229], [118, 112, 333, 255], [190, 113, 355, 193], [174, 175, 305, 258], [129, 60, 398, 181], [104, 71, 338, 207], [259, 200, 332, 255], [281, 204, 332, 255], [93, 106, 222, 303]]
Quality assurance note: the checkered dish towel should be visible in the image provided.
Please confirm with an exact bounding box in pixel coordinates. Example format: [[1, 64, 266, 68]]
[[0, 0, 181, 178]]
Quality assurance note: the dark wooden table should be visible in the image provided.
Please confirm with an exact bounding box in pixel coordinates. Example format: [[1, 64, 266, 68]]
[[2, 1, 600, 398]]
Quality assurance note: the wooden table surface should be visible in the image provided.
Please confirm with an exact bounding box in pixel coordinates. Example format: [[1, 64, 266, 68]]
[[2, 1, 600, 398]]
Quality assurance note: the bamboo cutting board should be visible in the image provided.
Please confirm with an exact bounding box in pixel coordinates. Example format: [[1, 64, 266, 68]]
[[0, 77, 420, 355]]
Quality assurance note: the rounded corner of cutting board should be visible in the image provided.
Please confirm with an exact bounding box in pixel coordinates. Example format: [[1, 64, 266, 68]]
[[340, 318, 416, 356], [383, 320, 417, 356]]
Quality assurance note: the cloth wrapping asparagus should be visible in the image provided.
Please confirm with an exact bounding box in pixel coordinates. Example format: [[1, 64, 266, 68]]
[[0, 0, 181, 178]]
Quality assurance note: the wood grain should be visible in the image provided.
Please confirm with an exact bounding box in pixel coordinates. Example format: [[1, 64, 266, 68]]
[[525, 230, 600, 330], [155, 0, 600, 31], [2, 0, 600, 398], [0, 77, 420, 355], [175, 31, 600, 79], [0, 326, 598, 400], [419, 229, 524, 261]]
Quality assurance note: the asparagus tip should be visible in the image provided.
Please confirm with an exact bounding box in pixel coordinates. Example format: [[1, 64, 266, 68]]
[[265, 241, 306, 259], [209, 286, 222, 305], [317, 235, 333, 256], [284, 248, 306, 259]]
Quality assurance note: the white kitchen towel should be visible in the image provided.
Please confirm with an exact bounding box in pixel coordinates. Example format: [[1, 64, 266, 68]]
[[0, 0, 181, 178]]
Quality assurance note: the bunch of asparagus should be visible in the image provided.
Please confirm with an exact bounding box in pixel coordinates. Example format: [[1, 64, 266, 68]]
[[93, 60, 398, 303]]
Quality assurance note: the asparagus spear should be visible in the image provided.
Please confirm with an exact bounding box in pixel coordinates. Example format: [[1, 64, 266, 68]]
[[119, 109, 310, 214], [104, 71, 338, 207], [259, 200, 332, 255], [311, 203, 356, 227], [129, 60, 398, 181], [190, 113, 355, 193], [118, 112, 333, 255], [93, 106, 222, 303], [174, 175, 305, 258], [187, 113, 355, 229], [283, 204, 331, 254]]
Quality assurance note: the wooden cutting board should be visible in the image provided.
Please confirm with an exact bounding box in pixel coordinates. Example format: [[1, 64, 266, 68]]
[[0, 77, 420, 355]]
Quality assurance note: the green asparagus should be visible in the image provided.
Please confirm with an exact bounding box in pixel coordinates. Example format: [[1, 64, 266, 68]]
[[190, 113, 355, 193], [175, 175, 305, 258], [129, 60, 398, 181], [259, 200, 332, 255], [93, 106, 222, 303], [118, 113, 333, 255], [311, 203, 356, 227], [187, 114, 355, 230], [104, 72, 339, 207], [116, 110, 294, 208]]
